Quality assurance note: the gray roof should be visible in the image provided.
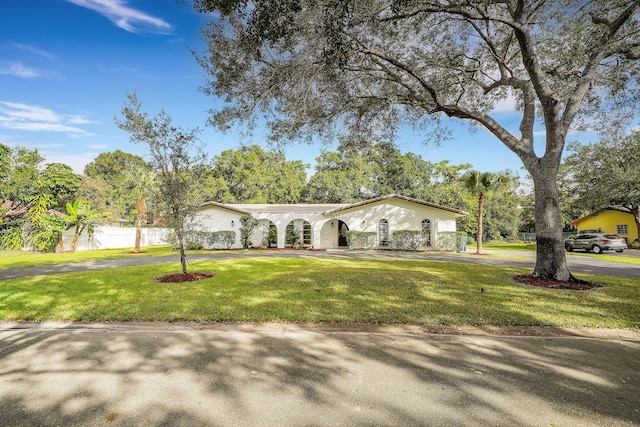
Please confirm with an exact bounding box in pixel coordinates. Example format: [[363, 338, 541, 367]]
[[324, 194, 468, 216], [230, 203, 347, 214], [200, 194, 467, 217]]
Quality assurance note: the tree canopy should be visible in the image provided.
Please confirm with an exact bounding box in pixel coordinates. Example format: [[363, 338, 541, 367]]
[[192, 0, 640, 281], [211, 145, 308, 203], [83, 150, 150, 222], [0, 145, 81, 250], [565, 131, 640, 241]]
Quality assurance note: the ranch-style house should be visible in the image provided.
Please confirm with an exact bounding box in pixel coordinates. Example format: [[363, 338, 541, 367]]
[[193, 194, 468, 250]]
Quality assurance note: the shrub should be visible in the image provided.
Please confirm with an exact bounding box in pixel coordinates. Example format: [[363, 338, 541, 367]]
[[286, 225, 300, 247], [207, 231, 236, 249], [184, 230, 209, 250], [239, 215, 258, 249], [434, 231, 457, 251], [0, 226, 24, 250], [391, 230, 429, 251], [345, 231, 377, 249]]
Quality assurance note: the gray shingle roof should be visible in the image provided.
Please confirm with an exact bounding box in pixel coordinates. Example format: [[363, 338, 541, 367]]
[[200, 194, 467, 217]]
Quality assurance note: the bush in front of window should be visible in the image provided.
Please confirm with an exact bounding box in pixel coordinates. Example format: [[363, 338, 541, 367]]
[[434, 231, 457, 251], [207, 231, 236, 249], [391, 230, 429, 251], [345, 231, 377, 249]]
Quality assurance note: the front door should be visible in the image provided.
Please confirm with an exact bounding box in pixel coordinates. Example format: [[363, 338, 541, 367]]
[[338, 220, 349, 247]]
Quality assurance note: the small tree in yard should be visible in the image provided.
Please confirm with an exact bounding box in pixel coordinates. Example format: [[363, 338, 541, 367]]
[[64, 199, 110, 253], [192, 0, 640, 282], [116, 91, 208, 275], [123, 166, 156, 253], [463, 171, 510, 254], [239, 214, 258, 249]]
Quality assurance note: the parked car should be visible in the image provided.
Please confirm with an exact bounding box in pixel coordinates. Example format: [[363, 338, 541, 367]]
[[564, 233, 627, 254]]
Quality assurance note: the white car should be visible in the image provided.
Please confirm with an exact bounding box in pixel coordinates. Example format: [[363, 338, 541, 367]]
[[564, 233, 627, 254]]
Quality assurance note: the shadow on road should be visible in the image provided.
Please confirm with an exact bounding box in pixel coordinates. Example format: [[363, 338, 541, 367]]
[[1, 325, 639, 426]]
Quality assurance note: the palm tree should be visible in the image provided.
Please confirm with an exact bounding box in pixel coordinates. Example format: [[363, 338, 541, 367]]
[[64, 199, 110, 252], [463, 171, 510, 254], [125, 169, 156, 253]]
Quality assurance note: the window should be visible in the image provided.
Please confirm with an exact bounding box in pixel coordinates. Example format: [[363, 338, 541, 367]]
[[421, 219, 432, 247], [379, 219, 389, 247], [303, 221, 312, 245], [617, 224, 629, 235]]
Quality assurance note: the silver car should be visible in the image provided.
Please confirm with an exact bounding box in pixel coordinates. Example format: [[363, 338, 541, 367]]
[[564, 233, 627, 254]]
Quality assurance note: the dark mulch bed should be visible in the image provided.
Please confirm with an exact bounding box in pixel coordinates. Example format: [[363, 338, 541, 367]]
[[513, 274, 602, 290], [157, 272, 216, 283]]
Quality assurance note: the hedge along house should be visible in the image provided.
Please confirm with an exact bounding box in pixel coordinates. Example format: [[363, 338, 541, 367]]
[[193, 194, 468, 250]]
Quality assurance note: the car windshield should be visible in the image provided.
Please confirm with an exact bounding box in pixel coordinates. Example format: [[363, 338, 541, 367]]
[[604, 234, 621, 239]]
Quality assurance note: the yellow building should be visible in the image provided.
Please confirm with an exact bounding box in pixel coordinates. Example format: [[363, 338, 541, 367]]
[[571, 209, 639, 243]]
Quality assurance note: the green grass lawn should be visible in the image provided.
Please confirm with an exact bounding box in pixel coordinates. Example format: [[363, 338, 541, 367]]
[[1, 257, 638, 328], [471, 241, 640, 265], [0, 245, 217, 269], [472, 242, 537, 251]]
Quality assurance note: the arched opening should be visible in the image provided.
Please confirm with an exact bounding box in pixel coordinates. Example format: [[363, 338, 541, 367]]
[[379, 219, 390, 248], [338, 220, 349, 247], [258, 221, 277, 248], [422, 219, 432, 247], [285, 220, 312, 248]]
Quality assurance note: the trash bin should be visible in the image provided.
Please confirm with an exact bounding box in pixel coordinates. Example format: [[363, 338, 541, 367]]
[[456, 233, 467, 252]]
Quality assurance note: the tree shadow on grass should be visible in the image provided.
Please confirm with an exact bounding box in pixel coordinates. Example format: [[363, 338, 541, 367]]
[[1, 325, 639, 426]]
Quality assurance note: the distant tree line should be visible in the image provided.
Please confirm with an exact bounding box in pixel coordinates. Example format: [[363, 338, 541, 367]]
[[6, 130, 636, 253]]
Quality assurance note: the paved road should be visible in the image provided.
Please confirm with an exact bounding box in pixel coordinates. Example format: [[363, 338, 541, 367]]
[[1, 322, 639, 426], [2, 249, 640, 280]]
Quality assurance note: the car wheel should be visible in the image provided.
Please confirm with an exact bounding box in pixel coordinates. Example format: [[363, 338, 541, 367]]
[[592, 245, 603, 254], [565, 244, 573, 252]]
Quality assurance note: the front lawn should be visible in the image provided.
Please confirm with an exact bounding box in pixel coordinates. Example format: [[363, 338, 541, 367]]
[[0, 245, 214, 269], [1, 258, 637, 328]]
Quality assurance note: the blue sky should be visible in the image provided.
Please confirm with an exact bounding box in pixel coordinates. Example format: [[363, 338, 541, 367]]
[[0, 1, 598, 177]]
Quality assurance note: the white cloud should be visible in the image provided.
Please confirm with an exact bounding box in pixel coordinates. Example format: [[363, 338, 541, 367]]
[[66, 0, 172, 34], [0, 62, 41, 79], [11, 43, 54, 60], [0, 101, 94, 137], [67, 115, 95, 125]]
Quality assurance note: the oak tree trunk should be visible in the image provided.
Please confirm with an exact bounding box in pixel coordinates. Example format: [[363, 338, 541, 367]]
[[530, 170, 574, 281], [476, 194, 485, 254], [632, 207, 640, 243]]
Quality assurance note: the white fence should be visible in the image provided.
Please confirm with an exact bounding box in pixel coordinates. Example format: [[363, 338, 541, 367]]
[[61, 226, 172, 252]]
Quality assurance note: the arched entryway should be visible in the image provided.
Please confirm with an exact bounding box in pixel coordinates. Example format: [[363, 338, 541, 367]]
[[338, 220, 349, 247], [320, 220, 350, 249]]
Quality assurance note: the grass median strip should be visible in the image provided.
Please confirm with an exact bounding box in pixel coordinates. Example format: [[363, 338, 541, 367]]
[[1, 257, 638, 328]]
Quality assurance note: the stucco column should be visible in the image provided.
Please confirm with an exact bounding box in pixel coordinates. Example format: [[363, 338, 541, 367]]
[[313, 221, 327, 249], [276, 220, 287, 249]]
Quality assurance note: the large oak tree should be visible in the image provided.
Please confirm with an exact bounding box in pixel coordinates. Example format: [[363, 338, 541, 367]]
[[192, 0, 640, 281]]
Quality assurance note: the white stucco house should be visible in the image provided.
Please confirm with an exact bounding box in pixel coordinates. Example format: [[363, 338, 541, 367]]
[[193, 194, 467, 250]]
